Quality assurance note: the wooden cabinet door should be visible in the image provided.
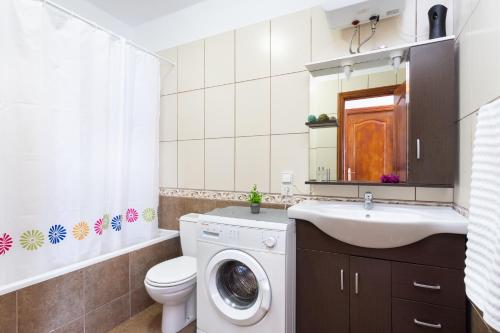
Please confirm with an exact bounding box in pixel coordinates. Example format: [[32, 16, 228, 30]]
[[296, 249, 349, 333], [350, 256, 391, 333], [408, 39, 456, 185]]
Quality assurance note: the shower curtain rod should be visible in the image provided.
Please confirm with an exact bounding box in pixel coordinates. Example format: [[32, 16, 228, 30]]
[[39, 0, 176, 66]]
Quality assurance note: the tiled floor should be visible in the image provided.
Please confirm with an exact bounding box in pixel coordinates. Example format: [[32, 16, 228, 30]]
[[109, 303, 196, 333]]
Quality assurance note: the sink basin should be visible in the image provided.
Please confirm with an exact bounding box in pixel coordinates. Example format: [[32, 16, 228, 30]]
[[287, 200, 467, 248]]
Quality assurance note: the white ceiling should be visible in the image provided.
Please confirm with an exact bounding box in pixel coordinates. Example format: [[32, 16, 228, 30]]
[[83, 0, 208, 26]]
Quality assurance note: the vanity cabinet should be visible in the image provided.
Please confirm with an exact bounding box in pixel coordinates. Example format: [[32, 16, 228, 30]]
[[407, 39, 456, 185], [296, 220, 466, 333]]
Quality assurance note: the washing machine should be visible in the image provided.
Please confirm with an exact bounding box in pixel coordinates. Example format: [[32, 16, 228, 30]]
[[196, 206, 296, 333]]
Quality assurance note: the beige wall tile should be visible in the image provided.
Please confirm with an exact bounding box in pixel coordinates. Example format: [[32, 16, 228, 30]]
[[467, 0, 500, 112], [205, 84, 235, 138], [310, 74, 339, 117], [205, 138, 235, 191], [271, 9, 311, 76], [310, 184, 358, 198], [178, 90, 204, 140], [454, 113, 476, 208], [310, 147, 337, 181], [271, 71, 309, 134], [235, 136, 270, 192], [235, 78, 270, 136], [310, 127, 337, 148], [416, 0, 454, 41], [160, 94, 177, 142], [359, 186, 415, 201], [416, 187, 454, 202], [270, 133, 309, 194], [178, 140, 205, 189], [178, 40, 204, 92], [159, 142, 177, 188], [454, 0, 480, 37], [158, 47, 177, 96], [458, 21, 473, 119], [368, 70, 397, 88], [235, 21, 270, 82], [205, 31, 235, 87], [341, 73, 369, 92], [396, 67, 407, 84]]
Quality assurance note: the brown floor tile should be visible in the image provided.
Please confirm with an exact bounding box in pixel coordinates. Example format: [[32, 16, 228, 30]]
[[85, 294, 130, 333], [0, 292, 17, 333], [18, 270, 84, 333], [51, 317, 84, 333], [84, 254, 129, 312], [130, 238, 180, 291], [109, 303, 196, 333]]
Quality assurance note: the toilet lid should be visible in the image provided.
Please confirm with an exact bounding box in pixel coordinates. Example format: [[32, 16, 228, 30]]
[[146, 256, 196, 286]]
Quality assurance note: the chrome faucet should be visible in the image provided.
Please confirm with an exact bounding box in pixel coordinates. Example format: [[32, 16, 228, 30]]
[[363, 192, 374, 210]]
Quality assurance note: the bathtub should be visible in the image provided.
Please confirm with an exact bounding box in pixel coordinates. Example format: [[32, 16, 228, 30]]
[[0, 228, 179, 296]]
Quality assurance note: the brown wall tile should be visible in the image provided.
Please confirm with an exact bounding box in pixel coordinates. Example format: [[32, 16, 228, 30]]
[[0, 292, 17, 333], [84, 254, 129, 312], [85, 294, 130, 333], [51, 317, 84, 333], [18, 270, 84, 333], [130, 287, 155, 317], [158, 195, 288, 231], [159, 197, 217, 230], [130, 238, 181, 291]]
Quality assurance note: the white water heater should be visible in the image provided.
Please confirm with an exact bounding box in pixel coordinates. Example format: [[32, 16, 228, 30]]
[[322, 0, 405, 29]]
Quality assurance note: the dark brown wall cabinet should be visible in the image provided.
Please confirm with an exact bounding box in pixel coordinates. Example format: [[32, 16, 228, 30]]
[[296, 220, 466, 333], [408, 39, 456, 186]]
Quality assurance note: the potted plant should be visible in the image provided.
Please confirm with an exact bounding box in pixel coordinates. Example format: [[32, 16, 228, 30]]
[[248, 184, 262, 214]]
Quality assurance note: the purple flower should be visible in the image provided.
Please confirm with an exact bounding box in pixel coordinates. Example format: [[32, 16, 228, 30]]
[[380, 174, 400, 183]]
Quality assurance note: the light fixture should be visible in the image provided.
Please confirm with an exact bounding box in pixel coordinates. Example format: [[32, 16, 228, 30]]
[[390, 51, 404, 72], [341, 61, 354, 80]]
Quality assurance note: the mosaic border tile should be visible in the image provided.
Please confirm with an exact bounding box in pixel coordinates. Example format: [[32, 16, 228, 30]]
[[159, 188, 454, 208]]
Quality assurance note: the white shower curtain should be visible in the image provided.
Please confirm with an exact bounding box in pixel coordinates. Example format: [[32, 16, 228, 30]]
[[0, 0, 160, 286]]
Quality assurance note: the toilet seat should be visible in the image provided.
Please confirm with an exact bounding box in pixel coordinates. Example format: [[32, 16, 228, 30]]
[[145, 256, 196, 288]]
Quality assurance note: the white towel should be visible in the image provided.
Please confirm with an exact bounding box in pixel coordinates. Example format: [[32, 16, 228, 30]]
[[465, 98, 500, 331]]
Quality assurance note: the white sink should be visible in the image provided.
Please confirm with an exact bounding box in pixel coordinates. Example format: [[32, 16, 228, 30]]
[[288, 200, 467, 248]]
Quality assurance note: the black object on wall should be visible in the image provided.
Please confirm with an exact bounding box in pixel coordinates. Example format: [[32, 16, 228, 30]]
[[428, 5, 448, 39]]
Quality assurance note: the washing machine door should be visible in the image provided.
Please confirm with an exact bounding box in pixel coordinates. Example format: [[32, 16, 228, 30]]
[[205, 249, 271, 326]]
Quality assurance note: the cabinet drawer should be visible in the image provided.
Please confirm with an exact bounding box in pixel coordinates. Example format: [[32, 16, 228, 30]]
[[392, 299, 466, 333], [392, 262, 465, 308]]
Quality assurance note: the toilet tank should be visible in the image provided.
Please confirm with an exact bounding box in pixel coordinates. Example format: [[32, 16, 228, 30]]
[[179, 213, 199, 257]]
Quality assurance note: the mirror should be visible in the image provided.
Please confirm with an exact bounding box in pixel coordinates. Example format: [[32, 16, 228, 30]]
[[309, 60, 407, 183]]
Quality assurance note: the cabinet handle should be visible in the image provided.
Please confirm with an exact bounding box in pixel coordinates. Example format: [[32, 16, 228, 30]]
[[417, 138, 421, 160], [414, 318, 442, 329], [413, 281, 441, 290], [340, 269, 344, 291], [355, 273, 359, 295]]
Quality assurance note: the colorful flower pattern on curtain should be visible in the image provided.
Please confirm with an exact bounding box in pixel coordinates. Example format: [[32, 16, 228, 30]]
[[0, 208, 157, 255]]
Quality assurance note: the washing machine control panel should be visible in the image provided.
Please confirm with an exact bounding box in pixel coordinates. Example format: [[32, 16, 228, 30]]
[[198, 222, 287, 253]]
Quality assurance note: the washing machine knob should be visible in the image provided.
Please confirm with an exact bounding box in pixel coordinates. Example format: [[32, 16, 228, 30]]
[[263, 237, 277, 248]]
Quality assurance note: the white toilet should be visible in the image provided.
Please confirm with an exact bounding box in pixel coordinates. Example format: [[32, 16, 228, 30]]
[[145, 213, 198, 333]]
